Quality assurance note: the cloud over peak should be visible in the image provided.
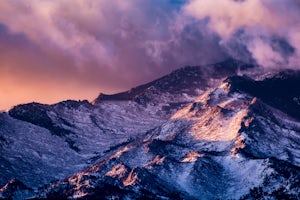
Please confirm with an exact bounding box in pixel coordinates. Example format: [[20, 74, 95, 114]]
[[0, 0, 299, 109]]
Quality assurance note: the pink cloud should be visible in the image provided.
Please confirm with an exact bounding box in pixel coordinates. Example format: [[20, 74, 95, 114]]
[[0, 0, 299, 109], [0, 1, 227, 109]]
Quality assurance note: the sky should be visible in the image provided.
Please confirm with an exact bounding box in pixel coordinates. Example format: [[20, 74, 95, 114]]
[[0, 0, 299, 110]]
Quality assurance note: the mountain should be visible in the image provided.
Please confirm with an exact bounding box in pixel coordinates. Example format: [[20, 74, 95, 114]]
[[1, 59, 300, 199], [94, 58, 254, 105], [0, 59, 250, 187]]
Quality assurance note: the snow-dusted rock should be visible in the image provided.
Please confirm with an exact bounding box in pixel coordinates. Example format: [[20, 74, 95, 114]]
[[1, 59, 299, 199]]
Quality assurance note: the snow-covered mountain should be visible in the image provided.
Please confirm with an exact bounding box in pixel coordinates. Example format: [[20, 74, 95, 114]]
[[1, 59, 299, 199]]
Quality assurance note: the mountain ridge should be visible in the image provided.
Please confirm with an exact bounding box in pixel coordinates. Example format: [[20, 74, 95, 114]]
[[93, 58, 255, 104], [1, 59, 300, 199], [37, 72, 300, 199]]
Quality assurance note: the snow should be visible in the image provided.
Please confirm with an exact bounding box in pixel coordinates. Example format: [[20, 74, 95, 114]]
[[147, 155, 166, 167], [215, 156, 274, 199], [181, 152, 205, 162], [1, 64, 300, 199], [0, 99, 171, 187], [0, 87, 199, 189], [122, 168, 138, 186], [105, 163, 127, 179]]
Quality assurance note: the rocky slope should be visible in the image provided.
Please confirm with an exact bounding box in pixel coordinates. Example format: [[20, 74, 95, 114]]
[[1, 59, 300, 199], [37, 73, 300, 200], [0, 59, 249, 188]]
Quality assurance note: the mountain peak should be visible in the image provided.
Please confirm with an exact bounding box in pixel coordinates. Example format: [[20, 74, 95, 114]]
[[94, 58, 256, 105]]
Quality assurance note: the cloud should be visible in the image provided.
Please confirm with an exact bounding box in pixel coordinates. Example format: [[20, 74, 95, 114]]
[[0, 0, 299, 109], [184, 0, 285, 38], [0, 24, 99, 110], [184, 0, 300, 69], [0, 0, 228, 109], [0, 0, 227, 78], [248, 37, 286, 68]]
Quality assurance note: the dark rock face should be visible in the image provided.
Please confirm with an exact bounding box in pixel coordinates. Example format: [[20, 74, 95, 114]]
[[9, 103, 52, 131], [225, 70, 300, 119], [1, 59, 300, 199], [9, 102, 73, 137], [8, 102, 82, 152]]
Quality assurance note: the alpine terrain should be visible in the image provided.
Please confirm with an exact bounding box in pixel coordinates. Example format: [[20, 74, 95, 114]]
[[0, 59, 300, 199]]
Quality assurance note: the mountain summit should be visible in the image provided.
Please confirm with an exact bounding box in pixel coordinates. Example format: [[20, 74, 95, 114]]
[[0, 59, 299, 199], [93, 58, 254, 105]]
